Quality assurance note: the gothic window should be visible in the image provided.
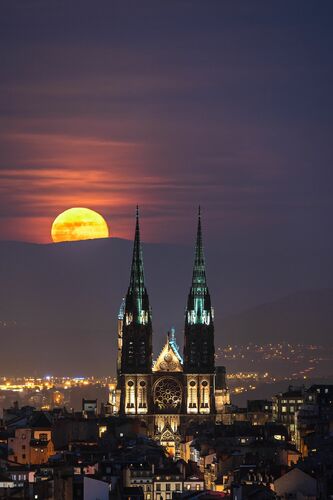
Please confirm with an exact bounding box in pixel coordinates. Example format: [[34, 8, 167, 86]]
[[139, 340, 146, 364], [202, 341, 208, 364], [189, 380, 197, 408], [201, 380, 209, 409], [138, 380, 147, 409], [154, 378, 182, 410], [190, 341, 196, 365], [128, 341, 134, 364], [126, 380, 135, 409]]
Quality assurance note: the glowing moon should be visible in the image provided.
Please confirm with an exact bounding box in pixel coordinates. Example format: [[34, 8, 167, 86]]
[[51, 207, 109, 243]]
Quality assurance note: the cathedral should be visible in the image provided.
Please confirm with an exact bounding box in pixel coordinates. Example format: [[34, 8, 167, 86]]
[[113, 208, 229, 456]]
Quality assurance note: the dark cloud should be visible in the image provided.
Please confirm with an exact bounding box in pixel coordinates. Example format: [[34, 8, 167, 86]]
[[0, 0, 332, 252]]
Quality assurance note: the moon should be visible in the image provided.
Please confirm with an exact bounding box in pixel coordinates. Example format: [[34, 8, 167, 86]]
[[51, 207, 109, 243]]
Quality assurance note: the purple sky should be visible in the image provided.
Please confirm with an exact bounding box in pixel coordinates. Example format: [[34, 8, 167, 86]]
[[1, 1, 332, 249]]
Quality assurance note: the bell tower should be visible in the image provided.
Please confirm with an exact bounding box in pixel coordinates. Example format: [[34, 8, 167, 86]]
[[120, 206, 152, 374], [183, 208, 216, 416], [119, 207, 152, 415], [183, 207, 215, 373]]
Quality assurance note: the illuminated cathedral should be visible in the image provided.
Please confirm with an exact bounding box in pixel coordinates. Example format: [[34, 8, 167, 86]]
[[113, 208, 229, 456]]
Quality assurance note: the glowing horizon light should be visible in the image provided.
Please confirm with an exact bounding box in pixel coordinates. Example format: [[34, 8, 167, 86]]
[[51, 207, 109, 243]]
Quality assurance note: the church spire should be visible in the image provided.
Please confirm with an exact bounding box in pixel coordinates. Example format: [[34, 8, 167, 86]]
[[120, 207, 152, 376], [183, 207, 215, 373], [125, 205, 149, 325], [191, 206, 207, 294], [129, 205, 145, 296], [187, 207, 211, 325]]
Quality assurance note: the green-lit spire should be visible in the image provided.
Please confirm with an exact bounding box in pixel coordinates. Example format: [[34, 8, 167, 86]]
[[187, 207, 212, 326], [129, 206, 145, 295], [191, 206, 207, 292], [125, 206, 149, 326]]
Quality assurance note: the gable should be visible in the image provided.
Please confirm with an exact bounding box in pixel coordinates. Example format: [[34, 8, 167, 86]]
[[153, 340, 183, 372]]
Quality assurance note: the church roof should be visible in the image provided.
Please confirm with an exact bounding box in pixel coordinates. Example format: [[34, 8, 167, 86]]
[[153, 331, 183, 372]]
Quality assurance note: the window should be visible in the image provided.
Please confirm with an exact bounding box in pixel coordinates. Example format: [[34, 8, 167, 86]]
[[282, 406, 287, 413], [196, 484, 201, 490], [290, 406, 295, 413], [156, 484, 161, 492], [176, 483, 181, 491], [166, 483, 170, 491], [22, 445, 25, 450], [22, 454, 26, 459]]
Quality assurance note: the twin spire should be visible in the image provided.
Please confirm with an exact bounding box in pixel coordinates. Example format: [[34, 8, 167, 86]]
[[129, 206, 207, 293], [126, 206, 211, 326]]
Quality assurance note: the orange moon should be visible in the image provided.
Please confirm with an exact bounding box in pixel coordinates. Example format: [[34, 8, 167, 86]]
[[51, 207, 109, 243]]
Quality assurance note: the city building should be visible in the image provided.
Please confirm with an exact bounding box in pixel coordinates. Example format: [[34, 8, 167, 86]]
[[114, 208, 229, 457], [272, 386, 306, 442], [7, 412, 54, 465]]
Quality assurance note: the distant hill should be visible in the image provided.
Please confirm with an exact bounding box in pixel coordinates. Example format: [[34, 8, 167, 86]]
[[220, 289, 333, 347], [0, 238, 332, 375]]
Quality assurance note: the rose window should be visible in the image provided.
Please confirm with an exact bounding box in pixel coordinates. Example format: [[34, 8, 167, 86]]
[[154, 378, 182, 409]]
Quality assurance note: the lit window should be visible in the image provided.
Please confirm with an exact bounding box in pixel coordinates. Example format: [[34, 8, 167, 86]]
[[282, 406, 287, 413]]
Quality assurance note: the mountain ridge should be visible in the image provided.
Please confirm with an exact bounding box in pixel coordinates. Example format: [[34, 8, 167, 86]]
[[0, 238, 332, 375]]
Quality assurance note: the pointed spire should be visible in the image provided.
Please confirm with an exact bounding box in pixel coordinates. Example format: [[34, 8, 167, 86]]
[[129, 205, 145, 294], [118, 297, 126, 320], [191, 205, 207, 290]]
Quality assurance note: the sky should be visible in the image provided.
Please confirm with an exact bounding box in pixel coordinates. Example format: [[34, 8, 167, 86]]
[[1, 1, 333, 249]]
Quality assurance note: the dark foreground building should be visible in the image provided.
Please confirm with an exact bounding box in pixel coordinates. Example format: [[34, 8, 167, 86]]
[[114, 208, 229, 456]]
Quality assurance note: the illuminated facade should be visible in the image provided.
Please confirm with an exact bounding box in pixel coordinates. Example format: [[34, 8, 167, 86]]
[[115, 208, 229, 456]]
